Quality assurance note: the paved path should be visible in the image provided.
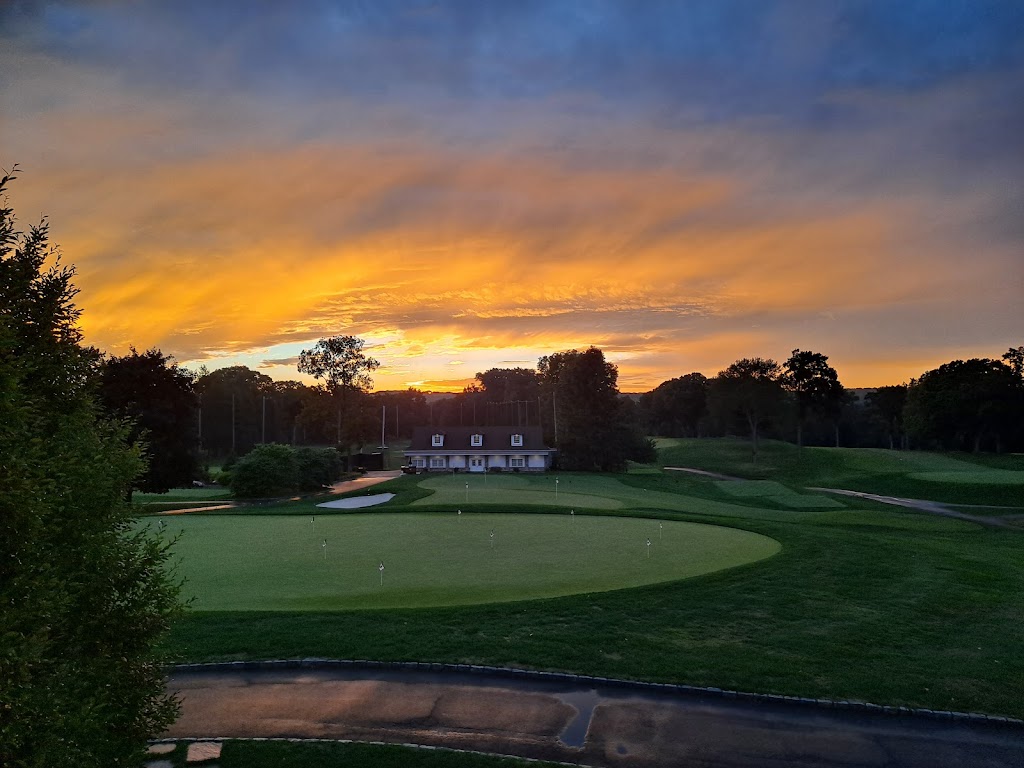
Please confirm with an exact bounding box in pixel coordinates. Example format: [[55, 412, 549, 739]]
[[808, 487, 1013, 528], [664, 466, 744, 481], [662, 466, 1015, 529], [164, 667, 1024, 768]]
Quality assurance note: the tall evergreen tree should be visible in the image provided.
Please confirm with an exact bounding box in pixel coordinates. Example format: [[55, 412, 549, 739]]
[[0, 169, 180, 767]]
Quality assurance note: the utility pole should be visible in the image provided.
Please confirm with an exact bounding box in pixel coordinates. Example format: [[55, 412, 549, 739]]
[[553, 391, 558, 444], [381, 405, 387, 470]]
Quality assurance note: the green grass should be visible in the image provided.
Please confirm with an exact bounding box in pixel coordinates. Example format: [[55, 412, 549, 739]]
[[162, 453, 1024, 719], [153, 740, 565, 767], [134, 487, 232, 503], [153, 512, 778, 610], [657, 438, 1024, 506]]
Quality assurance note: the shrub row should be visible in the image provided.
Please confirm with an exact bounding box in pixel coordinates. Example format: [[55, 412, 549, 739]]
[[229, 444, 343, 498]]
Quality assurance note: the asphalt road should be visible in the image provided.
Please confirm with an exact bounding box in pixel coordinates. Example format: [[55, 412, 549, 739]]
[[164, 667, 1024, 768]]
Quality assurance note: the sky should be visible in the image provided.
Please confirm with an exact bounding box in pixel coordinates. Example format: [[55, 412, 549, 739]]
[[1, 0, 1021, 392]]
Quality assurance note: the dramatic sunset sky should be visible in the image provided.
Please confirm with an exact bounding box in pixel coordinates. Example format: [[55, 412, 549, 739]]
[[2, 1, 1021, 392]]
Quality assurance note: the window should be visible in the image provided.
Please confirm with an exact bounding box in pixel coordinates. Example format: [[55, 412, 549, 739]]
[[510, 457, 526, 468], [429, 457, 446, 468], [431, 434, 444, 447], [413, 458, 426, 468], [511, 434, 523, 447], [471, 433, 483, 447], [471, 458, 483, 467]]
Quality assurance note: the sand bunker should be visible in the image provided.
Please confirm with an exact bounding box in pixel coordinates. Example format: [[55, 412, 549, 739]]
[[317, 493, 395, 509]]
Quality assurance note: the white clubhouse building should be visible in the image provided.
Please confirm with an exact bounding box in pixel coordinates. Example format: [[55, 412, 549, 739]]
[[404, 426, 555, 472]]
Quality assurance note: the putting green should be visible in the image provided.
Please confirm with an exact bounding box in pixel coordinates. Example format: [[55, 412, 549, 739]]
[[155, 513, 780, 610]]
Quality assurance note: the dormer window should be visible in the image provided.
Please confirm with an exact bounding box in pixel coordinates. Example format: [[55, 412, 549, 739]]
[[471, 433, 483, 447], [511, 433, 523, 447], [432, 433, 444, 447]]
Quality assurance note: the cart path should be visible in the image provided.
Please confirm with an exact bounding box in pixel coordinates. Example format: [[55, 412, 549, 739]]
[[663, 466, 1014, 528], [807, 487, 1014, 528], [164, 667, 1024, 768]]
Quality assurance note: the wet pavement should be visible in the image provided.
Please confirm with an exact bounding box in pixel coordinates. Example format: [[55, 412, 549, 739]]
[[165, 666, 1024, 767]]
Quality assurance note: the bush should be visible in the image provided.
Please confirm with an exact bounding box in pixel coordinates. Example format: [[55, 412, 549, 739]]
[[229, 444, 299, 497], [296, 447, 343, 490]]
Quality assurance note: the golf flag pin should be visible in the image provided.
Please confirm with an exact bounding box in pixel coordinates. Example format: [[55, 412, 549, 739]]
[[322, 539, 327, 559], [646, 537, 651, 557], [379, 561, 385, 586]]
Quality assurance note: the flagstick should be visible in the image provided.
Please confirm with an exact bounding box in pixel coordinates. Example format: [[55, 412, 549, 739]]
[[490, 529, 494, 550], [659, 521, 663, 541], [322, 539, 327, 560], [379, 561, 385, 587], [646, 538, 651, 558]]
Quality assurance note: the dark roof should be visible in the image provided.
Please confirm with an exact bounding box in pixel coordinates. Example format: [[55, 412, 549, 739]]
[[407, 426, 553, 452]]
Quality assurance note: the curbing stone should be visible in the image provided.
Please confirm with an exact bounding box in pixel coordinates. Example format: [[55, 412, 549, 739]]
[[147, 743, 176, 755], [186, 741, 222, 763]]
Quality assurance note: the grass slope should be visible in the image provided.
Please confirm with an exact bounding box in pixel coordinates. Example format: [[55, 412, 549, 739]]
[[657, 438, 1024, 507]]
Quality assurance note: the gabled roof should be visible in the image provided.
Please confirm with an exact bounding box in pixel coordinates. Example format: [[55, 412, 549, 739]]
[[407, 425, 552, 452]]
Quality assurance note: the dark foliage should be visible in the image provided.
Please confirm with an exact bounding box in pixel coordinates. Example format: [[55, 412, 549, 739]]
[[98, 348, 199, 493], [538, 347, 652, 471], [707, 358, 787, 461], [905, 358, 1023, 452], [0, 169, 180, 767]]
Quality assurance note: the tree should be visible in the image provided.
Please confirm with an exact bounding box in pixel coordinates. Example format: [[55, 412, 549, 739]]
[[865, 385, 908, 450], [98, 347, 200, 493], [298, 336, 380, 464], [707, 358, 786, 462], [781, 349, 845, 447], [230, 443, 300, 497], [639, 373, 708, 437], [538, 347, 653, 471], [297, 335, 379, 393], [904, 358, 1023, 452], [194, 365, 274, 458], [1002, 346, 1024, 378], [0, 169, 180, 766]]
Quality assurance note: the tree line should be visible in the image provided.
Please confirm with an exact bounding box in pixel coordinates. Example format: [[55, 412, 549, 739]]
[[637, 347, 1024, 459]]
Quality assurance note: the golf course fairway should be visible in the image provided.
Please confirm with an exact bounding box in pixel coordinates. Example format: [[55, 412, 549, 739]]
[[157, 513, 780, 610]]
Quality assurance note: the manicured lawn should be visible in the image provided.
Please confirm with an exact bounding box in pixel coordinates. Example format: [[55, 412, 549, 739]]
[[153, 512, 779, 610], [162, 449, 1024, 718]]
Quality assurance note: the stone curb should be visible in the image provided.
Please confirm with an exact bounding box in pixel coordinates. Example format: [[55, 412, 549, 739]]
[[148, 736, 594, 767], [168, 659, 1024, 728]]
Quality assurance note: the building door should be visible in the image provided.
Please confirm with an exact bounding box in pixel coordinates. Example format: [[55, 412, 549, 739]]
[[469, 457, 485, 473]]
